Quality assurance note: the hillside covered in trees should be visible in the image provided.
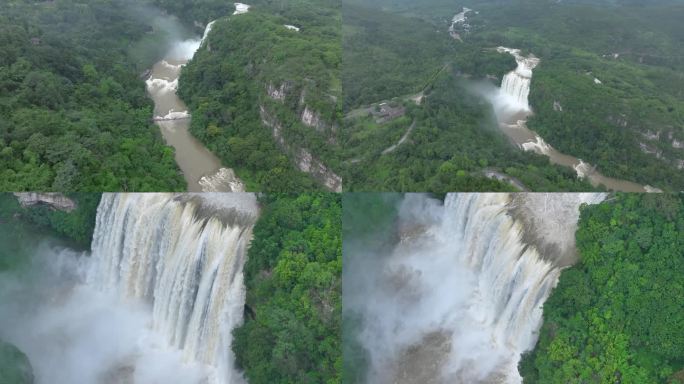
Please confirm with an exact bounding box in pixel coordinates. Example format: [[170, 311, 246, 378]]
[[233, 193, 341, 383], [0, 0, 186, 191], [520, 193, 684, 383], [158, 0, 343, 191], [341, 2, 596, 192], [0, 0, 343, 192], [341, 0, 684, 191]]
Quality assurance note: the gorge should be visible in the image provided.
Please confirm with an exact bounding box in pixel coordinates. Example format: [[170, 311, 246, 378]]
[[484, 47, 658, 192], [145, 7, 248, 192]]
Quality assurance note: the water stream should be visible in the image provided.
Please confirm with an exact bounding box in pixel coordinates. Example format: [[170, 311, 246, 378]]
[[487, 47, 658, 192], [145, 14, 245, 192]]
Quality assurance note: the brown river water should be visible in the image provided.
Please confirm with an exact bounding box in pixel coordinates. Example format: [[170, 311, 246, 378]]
[[491, 47, 658, 193], [145, 32, 244, 192]]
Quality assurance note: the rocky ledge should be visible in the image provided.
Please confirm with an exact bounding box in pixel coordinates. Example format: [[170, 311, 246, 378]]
[[13, 193, 77, 212]]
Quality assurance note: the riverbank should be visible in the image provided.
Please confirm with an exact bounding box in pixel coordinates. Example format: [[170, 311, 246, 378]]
[[489, 47, 658, 193], [143, 13, 245, 192]]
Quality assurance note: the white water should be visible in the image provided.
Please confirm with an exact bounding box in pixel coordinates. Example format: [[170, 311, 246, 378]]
[[146, 14, 247, 192], [0, 193, 258, 384], [347, 193, 603, 383], [89, 194, 257, 384], [448, 7, 472, 40], [234, 3, 251, 15], [497, 48, 538, 111], [473, 47, 654, 192]]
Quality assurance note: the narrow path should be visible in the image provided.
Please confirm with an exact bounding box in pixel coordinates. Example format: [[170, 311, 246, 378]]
[[482, 169, 529, 191], [382, 120, 416, 155]]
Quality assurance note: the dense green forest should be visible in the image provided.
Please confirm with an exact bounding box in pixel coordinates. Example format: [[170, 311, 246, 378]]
[[0, 0, 343, 192], [163, 0, 342, 191], [0, 0, 186, 191], [0, 193, 100, 249], [233, 193, 341, 383], [153, 0, 238, 26], [341, 4, 596, 192], [520, 193, 684, 383], [342, 0, 684, 191]]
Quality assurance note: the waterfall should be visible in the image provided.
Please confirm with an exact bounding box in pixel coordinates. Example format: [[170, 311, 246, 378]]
[[349, 193, 602, 384], [89, 194, 257, 384], [498, 47, 539, 111], [202, 21, 217, 46]]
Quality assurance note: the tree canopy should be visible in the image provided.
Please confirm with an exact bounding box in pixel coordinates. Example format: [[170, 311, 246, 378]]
[[233, 193, 342, 383], [520, 193, 684, 383]]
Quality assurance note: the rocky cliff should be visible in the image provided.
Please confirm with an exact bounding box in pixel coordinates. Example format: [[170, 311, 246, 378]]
[[13, 193, 76, 212]]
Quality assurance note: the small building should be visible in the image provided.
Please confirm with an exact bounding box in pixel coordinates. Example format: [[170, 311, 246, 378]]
[[371, 102, 406, 124]]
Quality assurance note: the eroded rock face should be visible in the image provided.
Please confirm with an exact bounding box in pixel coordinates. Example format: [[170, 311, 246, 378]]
[[301, 106, 320, 127], [13, 193, 76, 212], [508, 193, 606, 267], [301, 105, 333, 133], [260, 105, 342, 192], [296, 148, 343, 192], [267, 82, 287, 101]]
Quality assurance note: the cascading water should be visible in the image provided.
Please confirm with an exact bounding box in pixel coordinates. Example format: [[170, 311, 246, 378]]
[[471, 45, 654, 192], [346, 193, 604, 384], [497, 47, 539, 111], [89, 193, 257, 384], [0, 193, 258, 384], [146, 5, 250, 192]]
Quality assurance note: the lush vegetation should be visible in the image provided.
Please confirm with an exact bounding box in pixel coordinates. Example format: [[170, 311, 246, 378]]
[[341, 11, 598, 192], [0, 341, 33, 384], [520, 193, 684, 383], [341, 2, 597, 192], [164, 0, 342, 191], [342, 0, 684, 191], [0, 0, 186, 191], [233, 193, 341, 383], [0, 193, 100, 249], [153, 0, 238, 26], [472, 1, 684, 190]]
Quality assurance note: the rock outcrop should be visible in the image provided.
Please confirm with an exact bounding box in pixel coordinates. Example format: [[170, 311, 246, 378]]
[[267, 82, 288, 101], [301, 106, 326, 131], [13, 193, 77, 212], [260, 105, 342, 192]]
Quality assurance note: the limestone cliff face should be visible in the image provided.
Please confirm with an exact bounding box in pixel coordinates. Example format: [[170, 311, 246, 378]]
[[301, 106, 322, 129], [262, 78, 341, 190], [266, 82, 336, 134], [13, 193, 77, 212], [267, 82, 288, 101], [260, 105, 342, 192]]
